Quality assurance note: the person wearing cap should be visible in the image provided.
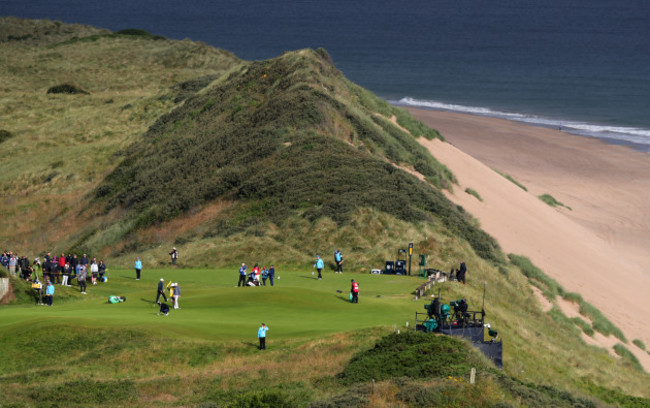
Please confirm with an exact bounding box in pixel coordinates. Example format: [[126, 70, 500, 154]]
[[350, 279, 359, 303], [268, 264, 275, 286], [155, 278, 168, 304], [334, 250, 343, 274], [169, 247, 178, 266], [238, 263, 247, 287], [313, 255, 324, 280], [257, 323, 269, 350], [173, 283, 181, 309], [134, 257, 142, 280]]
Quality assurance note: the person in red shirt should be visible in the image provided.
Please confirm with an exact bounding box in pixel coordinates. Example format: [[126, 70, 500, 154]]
[[351, 279, 359, 304], [252, 263, 261, 282], [57, 253, 66, 284]]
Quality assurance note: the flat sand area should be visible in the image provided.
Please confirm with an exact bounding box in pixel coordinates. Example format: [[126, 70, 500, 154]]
[[407, 108, 650, 369]]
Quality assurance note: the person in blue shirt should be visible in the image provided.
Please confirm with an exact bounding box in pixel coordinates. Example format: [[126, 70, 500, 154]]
[[334, 250, 343, 274], [257, 323, 269, 350], [45, 281, 55, 306], [313, 255, 324, 280], [238, 263, 247, 287], [268, 265, 275, 287], [134, 257, 143, 280]]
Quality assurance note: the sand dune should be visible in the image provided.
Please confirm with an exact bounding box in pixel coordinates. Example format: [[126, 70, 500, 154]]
[[408, 108, 650, 370]]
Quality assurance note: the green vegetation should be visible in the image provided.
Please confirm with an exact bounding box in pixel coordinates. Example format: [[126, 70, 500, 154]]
[[633, 339, 646, 350], [494, 169, 528, 191], [508, 254, 626, 341], [465, 187, 483, 201], [508, 254, 564, 300], [571, 316, 595, 337], [614, 344, 643, 371], [539, 193, 571, 210]]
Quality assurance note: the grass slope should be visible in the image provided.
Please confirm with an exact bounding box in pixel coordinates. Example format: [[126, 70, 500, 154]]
[[3, 265, 650, 407]]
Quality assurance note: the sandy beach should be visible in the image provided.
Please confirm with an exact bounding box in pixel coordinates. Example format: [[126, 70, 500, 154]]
[[407, 108, 650, 370]]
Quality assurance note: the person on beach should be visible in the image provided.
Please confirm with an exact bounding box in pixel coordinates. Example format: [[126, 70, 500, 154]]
[[350, 279, 359, 303], [238, 263, 247, 287], [257, 323, 269, 350], [313, 255, 324, 280], [44, 280, 55, 306], [457, 261, 467, 284], [156, 278, 168, 304], [134, 257, 142, 280]]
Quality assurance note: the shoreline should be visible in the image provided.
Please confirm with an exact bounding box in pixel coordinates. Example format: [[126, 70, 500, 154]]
[[406, 107, 650, 370], [392, 100, 650, 154]]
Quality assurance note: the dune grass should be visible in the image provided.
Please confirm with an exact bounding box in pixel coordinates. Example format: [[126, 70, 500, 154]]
[[464, 187, 483, 202], [539, 193, 572, 210], [633, 339, 646, 350], [493, 169, 527, 191]]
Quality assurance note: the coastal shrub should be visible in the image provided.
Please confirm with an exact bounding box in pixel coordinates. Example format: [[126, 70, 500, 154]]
[[465, 188, 483, 201], [632, 339, 645, 350], [613, 344, 642, 371], [46, 83, 89, 95], [0, 129, 13, 144], [337, 331, 489, 385]]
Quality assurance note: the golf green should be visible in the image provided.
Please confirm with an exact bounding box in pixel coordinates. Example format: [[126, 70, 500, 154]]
[[0, 267, 425, 341]]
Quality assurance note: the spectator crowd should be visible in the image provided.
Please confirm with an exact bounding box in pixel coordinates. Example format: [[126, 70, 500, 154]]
[[1, 250, 108, 296]]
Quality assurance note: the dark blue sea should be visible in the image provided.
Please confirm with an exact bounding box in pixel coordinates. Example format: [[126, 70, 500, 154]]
[[3, 0, 650, 151]]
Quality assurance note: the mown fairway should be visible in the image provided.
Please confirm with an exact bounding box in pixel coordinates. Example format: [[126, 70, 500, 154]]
[[0, 267, 420, 342]]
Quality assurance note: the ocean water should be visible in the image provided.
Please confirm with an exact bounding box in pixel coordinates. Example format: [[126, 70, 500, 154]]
[[3, 0, 649, 151]]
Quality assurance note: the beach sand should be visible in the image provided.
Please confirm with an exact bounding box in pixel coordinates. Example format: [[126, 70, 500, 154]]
[[407, 108, 650, 370]]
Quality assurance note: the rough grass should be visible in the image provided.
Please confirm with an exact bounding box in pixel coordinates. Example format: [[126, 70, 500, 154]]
[[2, 257, 650, 406], [508, 254, 626, 342], [613, 344, 643, 371]]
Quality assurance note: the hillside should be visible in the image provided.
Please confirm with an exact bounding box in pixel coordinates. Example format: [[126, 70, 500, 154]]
[[2, 18, 650, 407]]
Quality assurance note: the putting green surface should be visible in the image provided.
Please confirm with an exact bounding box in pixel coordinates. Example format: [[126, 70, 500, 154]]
[[0, 267, 424, 341]]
